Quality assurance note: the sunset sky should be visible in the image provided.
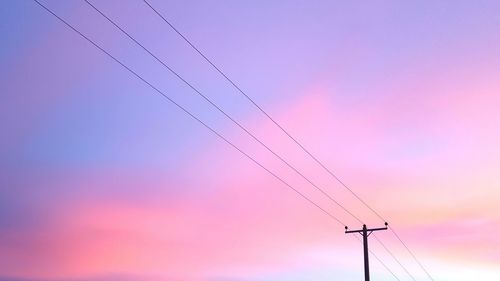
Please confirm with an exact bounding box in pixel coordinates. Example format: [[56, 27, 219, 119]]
[[1, 0, 500, 280]]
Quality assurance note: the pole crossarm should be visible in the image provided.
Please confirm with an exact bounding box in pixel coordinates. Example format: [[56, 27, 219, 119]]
[[345, 223, 388, 234]]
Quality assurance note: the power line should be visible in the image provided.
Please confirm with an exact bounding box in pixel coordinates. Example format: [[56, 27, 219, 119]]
[[83, 0, 363, 225], [141, 0, 386, 223], [31, 0, 346, 227], [141, 2, 435, 280], [35, 1, 434, 280], [390, 226, 435, 281], [373, 234, 417, 281], [352, 234, 401, 281], [84, 3, 426, 278]]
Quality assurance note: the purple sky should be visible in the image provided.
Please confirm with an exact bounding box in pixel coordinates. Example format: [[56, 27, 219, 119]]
[[1, 1, 500, 280]]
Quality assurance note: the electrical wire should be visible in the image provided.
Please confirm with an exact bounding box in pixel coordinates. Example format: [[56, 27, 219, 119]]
[[351, 234, 401, 281], [373, 234, 417, 281], [390, 226, 435, 281], [142, 0, 386, 224], [83, 0, 363, 225], [82, 5, 425, 281], [34, 1, 434, 280], [31, 0, 346, 227], [141, 1, 435, 280]]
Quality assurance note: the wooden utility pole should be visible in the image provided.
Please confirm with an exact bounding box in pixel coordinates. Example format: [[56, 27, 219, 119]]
[[345, 223, 388, 281]]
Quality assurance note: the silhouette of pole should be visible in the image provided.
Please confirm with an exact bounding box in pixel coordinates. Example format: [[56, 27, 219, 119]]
[[346, 222, 388, 281], [362, 225, 370, 281]]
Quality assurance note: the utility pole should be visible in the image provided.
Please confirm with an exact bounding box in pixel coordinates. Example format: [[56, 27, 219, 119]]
[[345, 222, 388, 281]]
